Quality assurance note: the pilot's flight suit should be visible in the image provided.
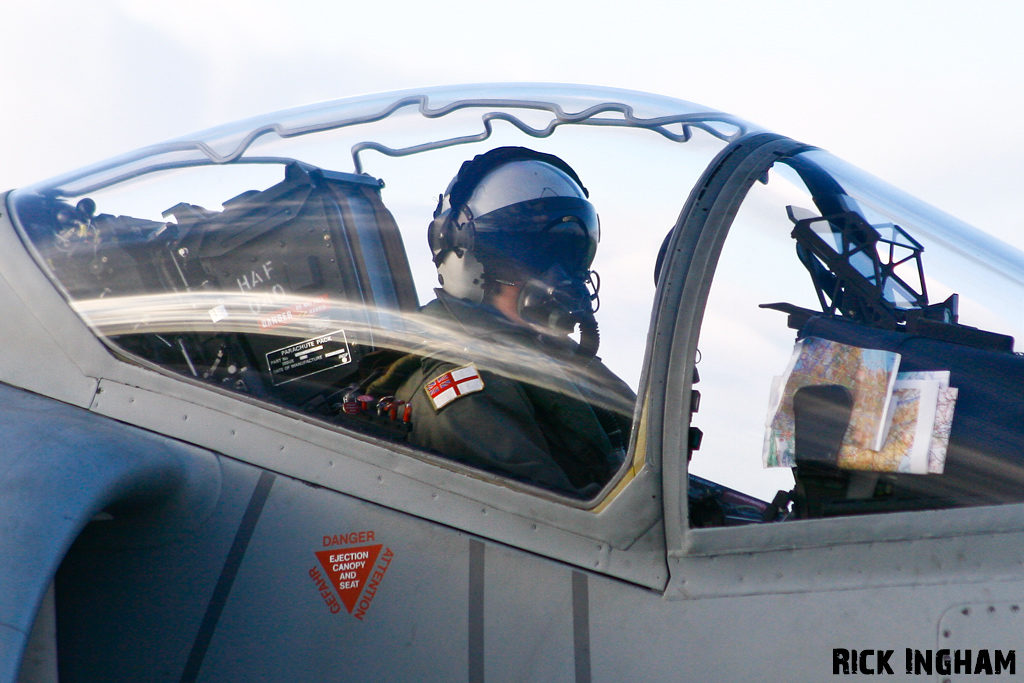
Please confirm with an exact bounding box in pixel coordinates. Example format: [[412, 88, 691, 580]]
[[379, 291, 633, 497]]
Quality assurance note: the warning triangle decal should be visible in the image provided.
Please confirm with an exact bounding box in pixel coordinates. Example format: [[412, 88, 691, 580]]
[[315, 545, 383, 613]]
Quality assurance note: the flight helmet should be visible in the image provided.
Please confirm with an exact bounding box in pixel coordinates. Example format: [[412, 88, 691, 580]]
[[427, 147, 601, 346]]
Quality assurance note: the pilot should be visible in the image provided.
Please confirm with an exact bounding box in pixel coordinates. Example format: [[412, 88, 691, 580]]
[[372, 147, 634, 497]]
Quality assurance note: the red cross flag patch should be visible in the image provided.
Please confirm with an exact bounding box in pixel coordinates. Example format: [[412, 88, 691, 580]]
[[425, 363, 484, 411]]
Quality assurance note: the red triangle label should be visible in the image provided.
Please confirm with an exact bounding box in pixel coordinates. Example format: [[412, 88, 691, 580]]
[[315, 545, 382, 613]]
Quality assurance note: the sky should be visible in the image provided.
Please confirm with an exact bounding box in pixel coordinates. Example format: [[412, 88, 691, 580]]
[[2, 0, 1023, 249]]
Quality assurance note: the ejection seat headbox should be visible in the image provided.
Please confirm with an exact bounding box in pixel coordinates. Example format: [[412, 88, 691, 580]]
[[11, 161, 419, 412]]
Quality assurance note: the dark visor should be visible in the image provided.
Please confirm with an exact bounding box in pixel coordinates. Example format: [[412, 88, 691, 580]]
[[470, 197, 599, 274]]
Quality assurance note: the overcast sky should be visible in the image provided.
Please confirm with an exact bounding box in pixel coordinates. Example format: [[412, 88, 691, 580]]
[[3, 0, 1023, 248]]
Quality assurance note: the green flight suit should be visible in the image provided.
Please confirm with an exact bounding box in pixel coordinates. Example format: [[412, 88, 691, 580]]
[[384, 291, 634, 497]]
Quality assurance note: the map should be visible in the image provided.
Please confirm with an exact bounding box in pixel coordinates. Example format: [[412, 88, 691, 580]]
[[763, 337, 900, 468]]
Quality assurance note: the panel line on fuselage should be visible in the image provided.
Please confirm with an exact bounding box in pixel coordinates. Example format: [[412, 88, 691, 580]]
[[572, 571, 592, 683], [180, 470, 276, 683], [468, 539, 485, 683]]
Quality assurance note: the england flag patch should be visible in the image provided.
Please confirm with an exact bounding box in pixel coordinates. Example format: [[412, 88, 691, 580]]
[[425, 363, 485, 411]]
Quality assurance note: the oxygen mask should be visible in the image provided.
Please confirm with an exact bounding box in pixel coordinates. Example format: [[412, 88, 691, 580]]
[[517, 266, 601, 355]]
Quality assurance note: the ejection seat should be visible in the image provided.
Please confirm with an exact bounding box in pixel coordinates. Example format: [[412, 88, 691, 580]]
[[20, 161, 422, 437]]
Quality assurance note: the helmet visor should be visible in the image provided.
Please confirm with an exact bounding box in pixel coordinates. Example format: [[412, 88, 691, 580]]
[[470, 197, 599, 276]]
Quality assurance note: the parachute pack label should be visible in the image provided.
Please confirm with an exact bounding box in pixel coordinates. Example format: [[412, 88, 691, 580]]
[[266, 330, 352, 385]]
